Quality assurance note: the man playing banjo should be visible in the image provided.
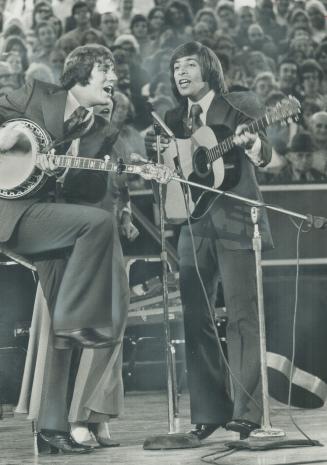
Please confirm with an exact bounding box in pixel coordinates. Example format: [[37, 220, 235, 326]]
[[0, 44, 131, 454]]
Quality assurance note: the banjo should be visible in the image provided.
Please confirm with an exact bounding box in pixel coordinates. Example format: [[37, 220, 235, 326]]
[[0, 119, 171, 199]]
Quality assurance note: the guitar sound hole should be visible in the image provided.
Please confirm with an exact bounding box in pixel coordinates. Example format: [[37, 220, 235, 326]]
[[193, 147, 211, 178]]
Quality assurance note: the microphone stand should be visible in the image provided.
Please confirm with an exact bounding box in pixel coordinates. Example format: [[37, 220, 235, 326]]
[[150, 173, 323, 451], [143, 125, 201, 450]]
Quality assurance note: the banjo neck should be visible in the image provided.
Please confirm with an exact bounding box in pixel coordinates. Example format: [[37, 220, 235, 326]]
[[36, 153, 143, 176]]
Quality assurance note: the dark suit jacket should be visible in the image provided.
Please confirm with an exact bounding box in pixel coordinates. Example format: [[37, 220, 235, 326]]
[[165, 91, 274, 250], [0, 79, 109, 242]]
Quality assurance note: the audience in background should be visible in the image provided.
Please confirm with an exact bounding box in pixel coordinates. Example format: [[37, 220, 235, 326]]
[[0, 0, 326, 186]]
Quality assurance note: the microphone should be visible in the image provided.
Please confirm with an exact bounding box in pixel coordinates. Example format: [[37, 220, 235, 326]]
[[150, 111, 175, 139]]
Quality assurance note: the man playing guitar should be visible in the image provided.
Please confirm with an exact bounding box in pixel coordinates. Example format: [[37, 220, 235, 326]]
[[146, 41, 274, 441]]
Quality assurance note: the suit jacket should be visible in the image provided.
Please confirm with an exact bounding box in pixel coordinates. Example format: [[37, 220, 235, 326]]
[[0, 79, 109, 243], [165, 91, 274, 250]]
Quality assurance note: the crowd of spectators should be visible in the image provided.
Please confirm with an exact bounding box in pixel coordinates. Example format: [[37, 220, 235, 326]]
[[1, 0, 327, 185]]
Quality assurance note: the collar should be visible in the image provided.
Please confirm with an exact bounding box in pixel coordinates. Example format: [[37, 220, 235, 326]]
[[64, 91, 93, 121], [187, 89, 215, 120]]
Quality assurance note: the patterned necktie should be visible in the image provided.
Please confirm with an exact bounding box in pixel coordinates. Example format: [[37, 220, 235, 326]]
[[63, 106, 95, 139], [190, 104, 203, 133]]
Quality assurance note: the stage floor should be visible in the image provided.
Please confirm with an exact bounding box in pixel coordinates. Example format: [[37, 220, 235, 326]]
[[1, 391, 327, 465]]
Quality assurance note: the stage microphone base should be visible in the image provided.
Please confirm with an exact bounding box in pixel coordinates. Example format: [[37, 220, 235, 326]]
[[143, 432, 201, 450]]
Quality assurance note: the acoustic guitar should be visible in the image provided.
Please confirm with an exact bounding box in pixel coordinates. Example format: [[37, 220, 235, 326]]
[[163, 96, 301, 223]]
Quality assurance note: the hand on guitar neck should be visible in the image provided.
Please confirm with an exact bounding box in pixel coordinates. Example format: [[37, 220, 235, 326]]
[[233, 124, 262, 166]]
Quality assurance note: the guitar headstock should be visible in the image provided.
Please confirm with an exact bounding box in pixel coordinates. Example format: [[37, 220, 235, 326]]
[[267, 96, 301, 126]]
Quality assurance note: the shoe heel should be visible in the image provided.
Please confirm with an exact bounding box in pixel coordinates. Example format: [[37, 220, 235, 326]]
[[34, 432, 59, 455]]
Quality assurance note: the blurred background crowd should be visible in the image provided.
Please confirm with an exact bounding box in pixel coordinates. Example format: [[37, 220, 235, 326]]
[[0, 0, 327, 185]]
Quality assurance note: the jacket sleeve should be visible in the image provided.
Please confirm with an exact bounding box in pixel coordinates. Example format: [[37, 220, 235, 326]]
[[0, 80, 36, 123], [228, 91, 272, 167]]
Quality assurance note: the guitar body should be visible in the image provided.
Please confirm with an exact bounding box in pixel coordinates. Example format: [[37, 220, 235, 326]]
[[164, 125, 242, 223]]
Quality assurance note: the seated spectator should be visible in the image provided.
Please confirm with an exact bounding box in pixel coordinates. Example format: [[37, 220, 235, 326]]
[[213, 35, 237, 70], [192, 21, 213, 43], [113, 34, 149, 94], [306, 0, 327, 42], [247, 23, 277, 58], [315, 43, 327, 94], [300, 59, 326, 108], [48, 15, 63, 39], [130, 14, 152, 60], [234, 5, 255, 48], [31, 1, 53, 34], [1, 35, 29, 72], [147, 7, 165, 44], [56, 1, 92, 54], [3, 50, 24, 88], [216, 1, 238, 37], [290, 36, 316, 66], [252, 71, 278, 102], [112, 43, 150, 129], [277, 57, 302, 101], [272, 132, 327, 183], [30, 21, 57, 67], [80, 28, 106, 46], [310, 111, 327, 174], [64, 0, 100, 32], [255, 0, 287, 44], [48, 48, 66, 85], [119, 0, 137, 33], [193, 7, 219, 35], [273, 0, 291, 27], [288, 8, 311, 31], [100, 12, 120, 49], [242, 50, 275, 84], [161, 0, 193, 49]]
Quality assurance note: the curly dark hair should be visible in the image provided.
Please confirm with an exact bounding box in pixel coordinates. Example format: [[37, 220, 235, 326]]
[[169, 41, 228, 103], [61, 44, 114, 89]]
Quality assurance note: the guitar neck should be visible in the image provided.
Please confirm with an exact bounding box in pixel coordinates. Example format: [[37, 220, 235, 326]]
[[37, 154, 142, 176], [207, 114, 270, 163]]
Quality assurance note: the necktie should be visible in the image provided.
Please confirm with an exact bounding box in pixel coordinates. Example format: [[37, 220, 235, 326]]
[[63, 106, 94, 139], [190, 104, 203, 133]]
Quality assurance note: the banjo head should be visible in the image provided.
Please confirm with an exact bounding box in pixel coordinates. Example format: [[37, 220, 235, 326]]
[[0, 119, 50, 192]]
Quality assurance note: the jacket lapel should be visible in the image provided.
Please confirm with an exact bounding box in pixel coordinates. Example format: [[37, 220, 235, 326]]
[[206, 94, 229, 127], [42, 87, 67, 141]]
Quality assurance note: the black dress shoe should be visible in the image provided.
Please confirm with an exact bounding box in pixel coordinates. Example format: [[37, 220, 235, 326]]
[[225, 419, 260, 439], [38, 431, 93, 454], [189, 423, 223, 440], [55, 328, 118, 349]]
